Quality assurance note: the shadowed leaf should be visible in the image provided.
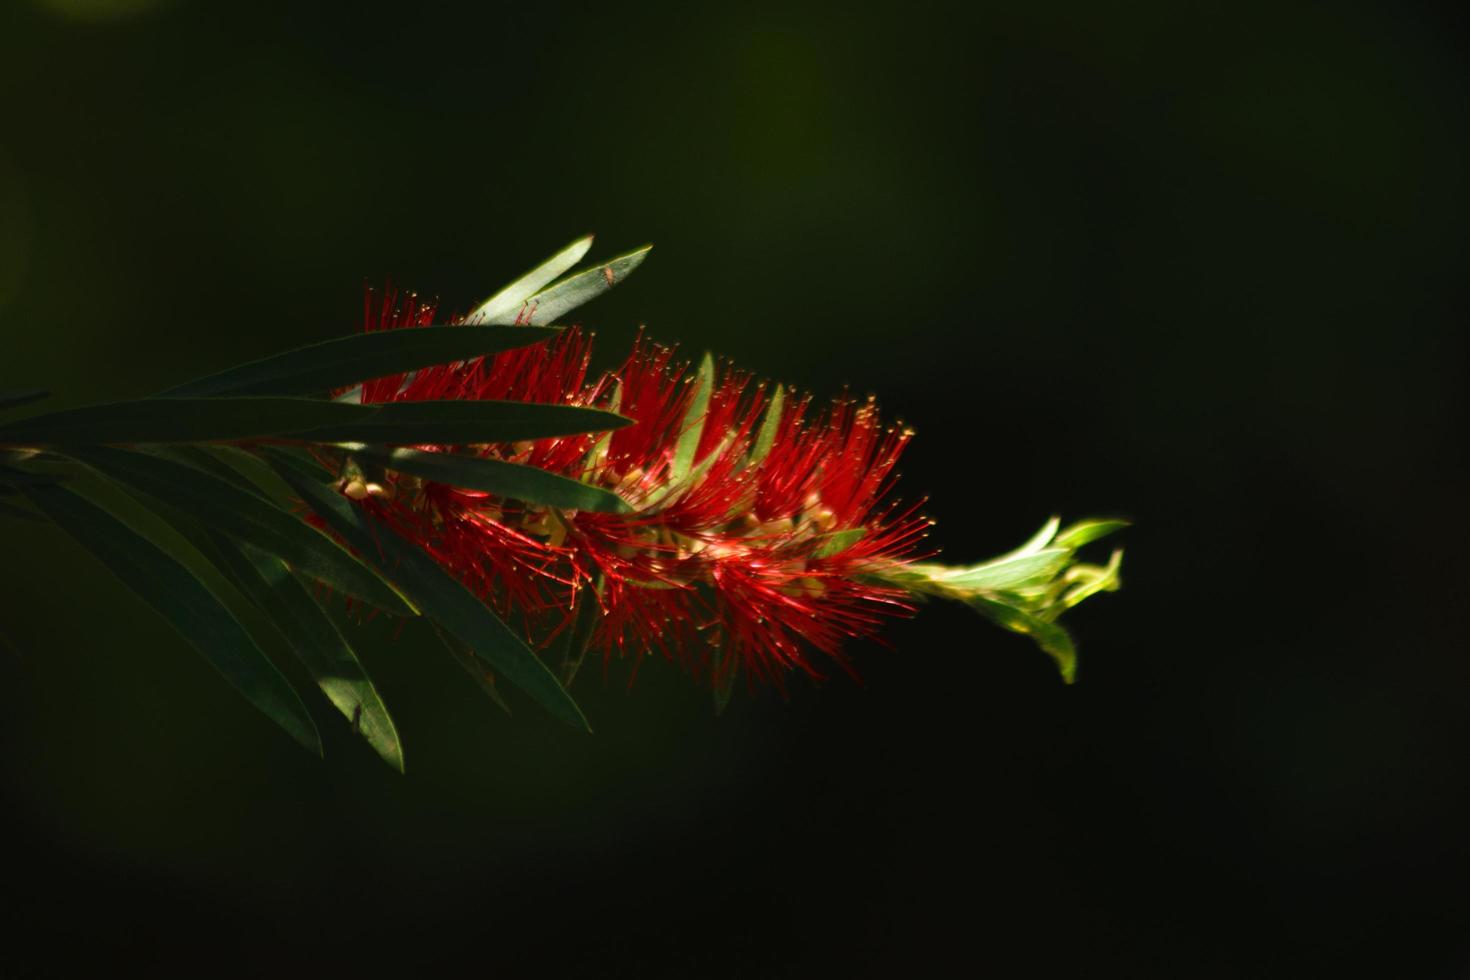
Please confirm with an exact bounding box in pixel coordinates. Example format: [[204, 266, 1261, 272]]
[[70, 446, 416, 616], [0, 397, 377, 446], [432, 623, 512, 717], [351, 446, 630, 514], [20, 481, 321, 753], [159, 326, 563, 398], [0, 498, 43, 522], [264, 449, 591, 732], [197, 531, 405, 771], [0, 389, 49, 411], [295, 399, 631, 446]]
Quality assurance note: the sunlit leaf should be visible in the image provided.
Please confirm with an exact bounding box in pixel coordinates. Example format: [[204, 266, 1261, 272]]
[[476, 245, 652, 326], [919, 549, 1072, 591], [750, 384, 784, 466], [1053, 549, 1124, 615], [159, 326, 563, 397], [1052, 518, 1130, 550], [995, 517, 1061, 562], [20, 481, 322, 753], [463, 235, 595, 325], [671, 352, 714, 487]]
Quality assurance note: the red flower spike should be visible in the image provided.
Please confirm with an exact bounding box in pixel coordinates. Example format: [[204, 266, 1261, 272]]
[[334, 286, 933, 691]]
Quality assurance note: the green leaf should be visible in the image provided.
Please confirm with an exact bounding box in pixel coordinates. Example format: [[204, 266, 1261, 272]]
[[1053, 548, 1124, 615], [555, 583, 603, 689], [159, 326, 563, 398], [0, 397, 378, 446], [20, 481, 322, 753], [750, 384, 784, 466], [996, 517, 1061, 562], [671, 352, 715, 488], [264, 450, 591, 732], [814, 527, 866, 559], [163, 445, 267, 487], [197, 531, 405, 771], [919, 548, 1073, 591], [350, 446, 630, 514], [967, 596, 1079, 683], [0, 498, 44, 522], [0, 463, 61, 488], [432, 623, 512, 717], [477, 246, 652, 326], [294, 399, 632, 446], [0, 388, 49, 411], [1052, 518, 1130, 550], [581, 380, 622, 480], [711, 644, 738, 716], [463, 234, 595, 325], [69, 446, 417, 616]]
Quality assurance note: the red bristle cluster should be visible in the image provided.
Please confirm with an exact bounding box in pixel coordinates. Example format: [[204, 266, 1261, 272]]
[[337, 287, 932, 690]]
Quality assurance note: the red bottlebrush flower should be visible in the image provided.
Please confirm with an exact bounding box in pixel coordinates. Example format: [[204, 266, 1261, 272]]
[[333, 284, 933, 691]]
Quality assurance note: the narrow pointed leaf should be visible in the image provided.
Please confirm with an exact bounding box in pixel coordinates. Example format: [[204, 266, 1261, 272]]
[[814, 527, 866, 559], [556, 584, 603, 689], [199, 531, 405, 771], [924, 548, 1073, 591], [967, 595, 1079, 684], [478, 246, 652, 326], [70, 446, 416, 616], [0, 397, 378, 446], [20, 481, 322, 753], [159, 326, 563, 398], [750, 384, 784, 466], [296, 399, 631, 445], [0, 498, 44, 522], [432, 623, 512, 717], [0, 389, 49, 411], [712, 645, 738, 716], [0, 464, 61, 488], [463, 235, 595, 325], [265, 450, 591, 732], [1054, 549, 1125, 614], [163, 445, 267, 487], [583, 379, 621, 479], [350, 446, 630, 513], [998, 517, 1061, 562], [670, 352, 715, 489], [1052, 518, 1130, 550]]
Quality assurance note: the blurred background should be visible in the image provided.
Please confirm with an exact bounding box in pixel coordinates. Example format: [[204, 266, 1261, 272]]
[[2, 1, 1467, 976]]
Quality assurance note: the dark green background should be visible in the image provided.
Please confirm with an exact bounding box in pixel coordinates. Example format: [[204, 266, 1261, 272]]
[[2, 1, 1466, 976]]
